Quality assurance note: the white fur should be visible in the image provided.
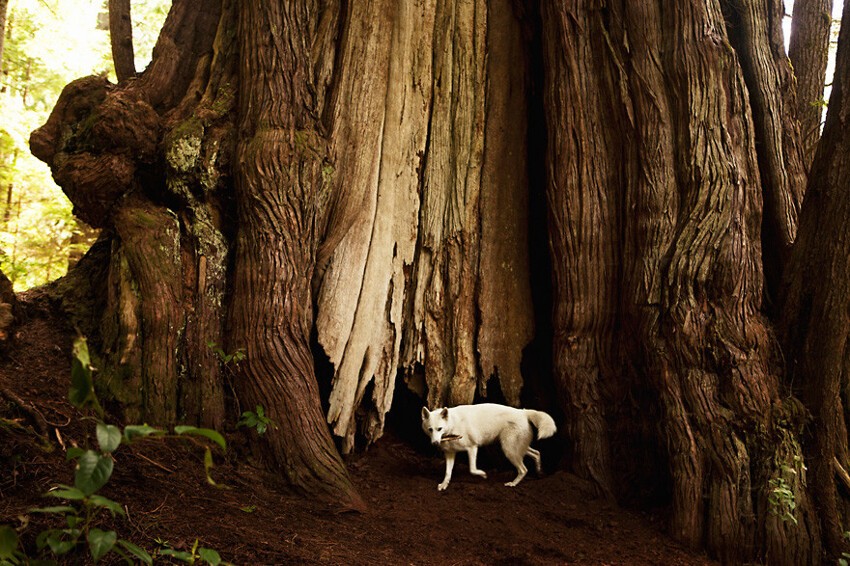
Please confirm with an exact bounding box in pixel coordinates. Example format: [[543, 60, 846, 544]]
[[421, 403, 557, 491]]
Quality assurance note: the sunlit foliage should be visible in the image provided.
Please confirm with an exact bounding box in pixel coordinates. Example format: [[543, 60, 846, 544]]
[[0, 0, 168, 291]]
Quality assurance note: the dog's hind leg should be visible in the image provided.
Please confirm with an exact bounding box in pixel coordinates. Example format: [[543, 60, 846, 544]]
[[438, 451, 456, 491], [467, 446, 487, 479], [526, 447, 542, 474], [501, 428, 530, 487]]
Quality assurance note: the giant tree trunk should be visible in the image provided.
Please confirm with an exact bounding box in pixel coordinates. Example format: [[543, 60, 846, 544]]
[[229, 1, 360, 506], [780, 1, 850, 559], [26, 0, 850, 561], [542, 1, 818, 563], [314, 0, 534, 452]]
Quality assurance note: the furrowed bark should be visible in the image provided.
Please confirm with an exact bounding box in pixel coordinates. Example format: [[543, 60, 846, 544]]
[[721, 0, 807, 306], [231, 1, 361, 506], [780, 1, 850, 558], [541, 1, 820, 562], [541, 1, 619, 499], [789, 0, 834, 164]]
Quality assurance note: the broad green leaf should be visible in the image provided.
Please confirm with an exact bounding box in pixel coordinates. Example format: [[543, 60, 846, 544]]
[[198, 547, 221, 565], [174, 426, 226, 451], [123, 424, 165, 443], [69, 337, 100, 415], [117, 539, 153, 565], [74, 451, 113, 496], [0, 525, 18, 559], [96, 423, 122, 453], [88, 495, 125, 516], [87, 528, 116, 562], [45, 532, 76, 556], [45, 485, 86, 501], [28, 506, 76, 514]]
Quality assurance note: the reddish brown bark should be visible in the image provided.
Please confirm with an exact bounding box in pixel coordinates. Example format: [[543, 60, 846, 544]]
[[229, 1, 361, 507], [789, 0, 835, 163], [109, 0, 136, 82], [780, 2, 850, 559]]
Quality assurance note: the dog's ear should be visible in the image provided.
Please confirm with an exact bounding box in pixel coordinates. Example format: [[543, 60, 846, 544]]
[[440, 407, 449, 419], [421, 406, 430, 420]]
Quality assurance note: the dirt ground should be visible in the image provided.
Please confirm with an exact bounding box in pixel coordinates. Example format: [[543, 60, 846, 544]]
[[0, 297, 718, 565]]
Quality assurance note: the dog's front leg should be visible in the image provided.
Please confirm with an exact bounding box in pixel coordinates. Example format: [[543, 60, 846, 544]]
[[467, 446, 487, 479], [438, 451, 456, 490]]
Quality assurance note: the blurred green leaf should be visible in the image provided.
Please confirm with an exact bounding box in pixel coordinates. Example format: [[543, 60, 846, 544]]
[[174, 426, 226, 451], [96, 423, 122, 453], [74, 451, 113, 496]]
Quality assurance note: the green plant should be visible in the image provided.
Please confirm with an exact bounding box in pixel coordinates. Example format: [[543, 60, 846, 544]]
[[4, 336, 230, 563], [206, 341, 246, 366], [158, 538, 229, 565], [0, 524, 26, 565], [237, 405, 274, 436], [768, 474, 798, 525], [28, 419, 153, 564]]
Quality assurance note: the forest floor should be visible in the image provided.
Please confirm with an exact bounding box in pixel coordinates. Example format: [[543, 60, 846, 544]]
[[0, 295, 719, 565]]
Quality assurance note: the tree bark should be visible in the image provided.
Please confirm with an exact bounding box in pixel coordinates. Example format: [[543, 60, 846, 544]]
[[230, 1, 362, 507], [721, 0, 808, 307], [789, 0, 835, 164], [109, 0, 136, 82], [314, 0, 534, 452], [542, 1, 819, 562], [780, 1, 850, 559]]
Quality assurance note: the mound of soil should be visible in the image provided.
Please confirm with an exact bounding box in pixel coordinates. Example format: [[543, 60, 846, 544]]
[[0, 297, 717, 565]]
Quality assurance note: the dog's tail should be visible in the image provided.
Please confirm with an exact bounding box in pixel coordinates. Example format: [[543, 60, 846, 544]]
[[525, 410, 557, 440]]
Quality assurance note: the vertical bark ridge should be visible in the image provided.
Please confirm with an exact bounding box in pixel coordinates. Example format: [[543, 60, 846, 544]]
[[414, 0, 487, 409], [541, 0, 619, 498], [477, 0, 534, 406], [721, 0, 807, 306], [789, 0, 835, 163], [112, 197, 183, 425], [315, 0, 398, 453], [780, 1, 850, 556], [232, 1, 361, 506]]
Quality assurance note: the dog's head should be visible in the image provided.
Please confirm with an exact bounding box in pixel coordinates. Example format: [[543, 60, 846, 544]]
[[421, 406, 449, 445]]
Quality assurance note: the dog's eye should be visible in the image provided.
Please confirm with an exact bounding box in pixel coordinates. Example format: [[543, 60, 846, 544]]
[[428, 427, 433, 432], [437, 427, 443, 432]]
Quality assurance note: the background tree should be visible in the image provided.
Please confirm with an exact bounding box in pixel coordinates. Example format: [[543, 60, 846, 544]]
[[22, 0, 850, 563], [789, 0, 835, 163]]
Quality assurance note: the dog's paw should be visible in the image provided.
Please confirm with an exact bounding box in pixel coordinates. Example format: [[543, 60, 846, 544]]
[[438, 482, 449, 491], [471, 470, 487, 479], [504, 480, 519, 487]]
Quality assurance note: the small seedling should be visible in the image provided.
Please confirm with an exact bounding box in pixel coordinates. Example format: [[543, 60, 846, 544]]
[[237, 405, 274, 436]]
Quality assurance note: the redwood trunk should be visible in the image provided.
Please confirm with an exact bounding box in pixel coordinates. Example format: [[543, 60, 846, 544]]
[[230, 1, 361, 507], [780, 1, 850, 558], [542, 2, 818, 562], [789, 0, 835, 163]]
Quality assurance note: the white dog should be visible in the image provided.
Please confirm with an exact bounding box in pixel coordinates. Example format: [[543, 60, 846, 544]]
[[421, 403, 557, 490]]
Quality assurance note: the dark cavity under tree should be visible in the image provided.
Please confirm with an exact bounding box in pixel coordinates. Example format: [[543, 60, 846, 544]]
[[25, 0, 850, 562]]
